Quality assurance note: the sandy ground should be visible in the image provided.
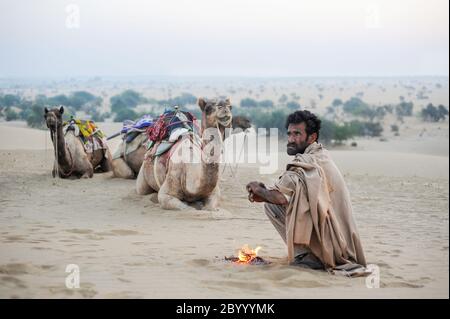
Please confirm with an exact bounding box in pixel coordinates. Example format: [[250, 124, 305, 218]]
[[0, 123, 448, 299]]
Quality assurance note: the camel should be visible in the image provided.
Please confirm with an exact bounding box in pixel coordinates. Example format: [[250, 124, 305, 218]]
[[44, 106, 113, 178], [135, 98, 234, 210], [112, 136, 147, 179], [112, 113, 251, 180], [231, 115, 252, 133]]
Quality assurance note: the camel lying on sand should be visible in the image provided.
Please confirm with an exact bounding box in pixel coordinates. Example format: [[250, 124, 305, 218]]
[[112, 111, 251, 180], [44, 106, 112, 178], [112, 136, 147, 179], [135, 98, 236, 210]]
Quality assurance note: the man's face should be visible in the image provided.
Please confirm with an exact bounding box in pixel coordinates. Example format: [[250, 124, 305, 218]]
[[286, 122, 315, 155]]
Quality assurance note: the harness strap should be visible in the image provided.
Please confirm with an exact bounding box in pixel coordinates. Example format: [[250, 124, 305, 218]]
[[153, 155, 161, 189], [59, 145, 75, 177]]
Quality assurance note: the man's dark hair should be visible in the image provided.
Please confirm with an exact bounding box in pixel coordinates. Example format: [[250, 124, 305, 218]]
[[285, 110, 321, 141]]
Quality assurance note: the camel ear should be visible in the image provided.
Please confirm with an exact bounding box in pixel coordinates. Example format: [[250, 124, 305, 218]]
[[44, 107, 49, 114], [226, 98, 232, 110], [59, 106, 64, 115], [198, 98, 206, 111]]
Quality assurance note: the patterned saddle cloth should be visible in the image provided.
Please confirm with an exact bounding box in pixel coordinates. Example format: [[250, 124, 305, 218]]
[[64, 119, 107, 153]]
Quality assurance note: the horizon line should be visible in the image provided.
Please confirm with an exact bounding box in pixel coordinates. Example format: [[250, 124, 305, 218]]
[[0, 74, 449, 80]]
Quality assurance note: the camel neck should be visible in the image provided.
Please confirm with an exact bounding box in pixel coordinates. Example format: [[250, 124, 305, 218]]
[[198, 126, 223, 190], [51, 126, 70, 168]]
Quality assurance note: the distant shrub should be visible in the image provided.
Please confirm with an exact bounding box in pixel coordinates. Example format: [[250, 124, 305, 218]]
[[383, 104, 394, 114], [110, 90, 145, 113], [67, 91, 99, 110], [47, 94, 71, 107], [114, 108, 138, 122], [421, 103, 449, 122], [258, 100, 274, 108], [391, 124, 399, 132], [158, 93, 197, 108], [343, 97, 372, 117], [286, 101, 300, 110], [278, 94, 288, 104], [5, 108, 19, 121], [26, 104, 46, 128], [240, 98, 258, 108], [395, 102, 413, 117], [0, 94, 21, 107], [374, 106, 386, 120], [362, 122, 383, 137], [332, 99, 343, 107], [348, 120, 383, 137]]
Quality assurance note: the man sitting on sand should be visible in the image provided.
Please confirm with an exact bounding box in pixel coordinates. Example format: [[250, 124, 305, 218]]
[[246, 110, 367, 274]]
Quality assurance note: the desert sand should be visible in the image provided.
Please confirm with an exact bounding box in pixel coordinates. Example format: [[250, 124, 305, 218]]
[[0, 120, 448, 299]]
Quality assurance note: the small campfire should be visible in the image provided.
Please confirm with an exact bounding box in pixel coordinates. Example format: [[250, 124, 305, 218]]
[[224, 245, 270, 265]]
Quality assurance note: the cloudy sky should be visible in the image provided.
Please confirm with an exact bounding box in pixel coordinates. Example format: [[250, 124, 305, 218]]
[[0, 0, 448, 77]]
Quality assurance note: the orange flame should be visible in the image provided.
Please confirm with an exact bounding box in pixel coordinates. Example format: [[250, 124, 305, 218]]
[[236, 245, 262, 263]]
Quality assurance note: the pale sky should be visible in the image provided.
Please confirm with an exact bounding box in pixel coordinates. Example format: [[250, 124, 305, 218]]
[[0, 0, 448, 77]]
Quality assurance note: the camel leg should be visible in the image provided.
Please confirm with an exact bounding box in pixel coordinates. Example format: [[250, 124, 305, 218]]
[[136, 163, 153, 195], [113, 158, 135, 179], [149, 193, 159, 204], [203, 186, 220, 211], [100, 149, 113, 172], [81, 171, 93, 178], [81, 164, 94, 178], [190, 201, 205, 210], [158, 183, 189, 210]]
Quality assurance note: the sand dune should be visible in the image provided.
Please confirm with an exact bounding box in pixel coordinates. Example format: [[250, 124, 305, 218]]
[[0, 123, 448, 298]]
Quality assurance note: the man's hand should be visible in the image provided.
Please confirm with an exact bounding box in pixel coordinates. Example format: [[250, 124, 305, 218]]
[[246, 181, 288, 206], [246, 181, 266, 202], [246, 181, 266, 193]]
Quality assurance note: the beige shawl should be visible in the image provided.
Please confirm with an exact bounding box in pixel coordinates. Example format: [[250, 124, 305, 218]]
[[279, 142, 366, 269]]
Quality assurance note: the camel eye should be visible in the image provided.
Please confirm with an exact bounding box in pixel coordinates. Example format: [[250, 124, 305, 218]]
[[205, 105, 215, 114]]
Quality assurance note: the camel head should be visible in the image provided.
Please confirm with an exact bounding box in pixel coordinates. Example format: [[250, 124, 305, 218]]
[[44, 106, 65, 132], [231, 116, 252, 133], [198, 98, 233, 137]]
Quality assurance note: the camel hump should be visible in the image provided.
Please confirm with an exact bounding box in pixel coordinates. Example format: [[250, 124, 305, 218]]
[[147, 109, 199, 143], [65, 118, 106, 139], [64, 118, 108, 154]]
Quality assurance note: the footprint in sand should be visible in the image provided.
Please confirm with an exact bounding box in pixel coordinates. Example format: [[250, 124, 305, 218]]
[[174, 208, 233, 220], [382, 282, 424, 288], [3, 235, 26, 242], [65, 229, 93, 234], [203, 279, 263, 291], [0, 275, 27, 289], [103, 291, 139, 298], [0, 263, 56, 275], [276, 279, 328, 288], [117, 277, 132, 283], [85, 234, 105, 240], [46, 283, 97, 298], [38, 225, 55, 229], [186, 259, 211, 267], [31, 246, 52, 251], [110, 229, 139, 236], [213, 210, 233, 219]]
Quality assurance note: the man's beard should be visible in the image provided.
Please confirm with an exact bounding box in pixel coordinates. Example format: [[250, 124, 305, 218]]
[[287, 141, 309, 155]]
